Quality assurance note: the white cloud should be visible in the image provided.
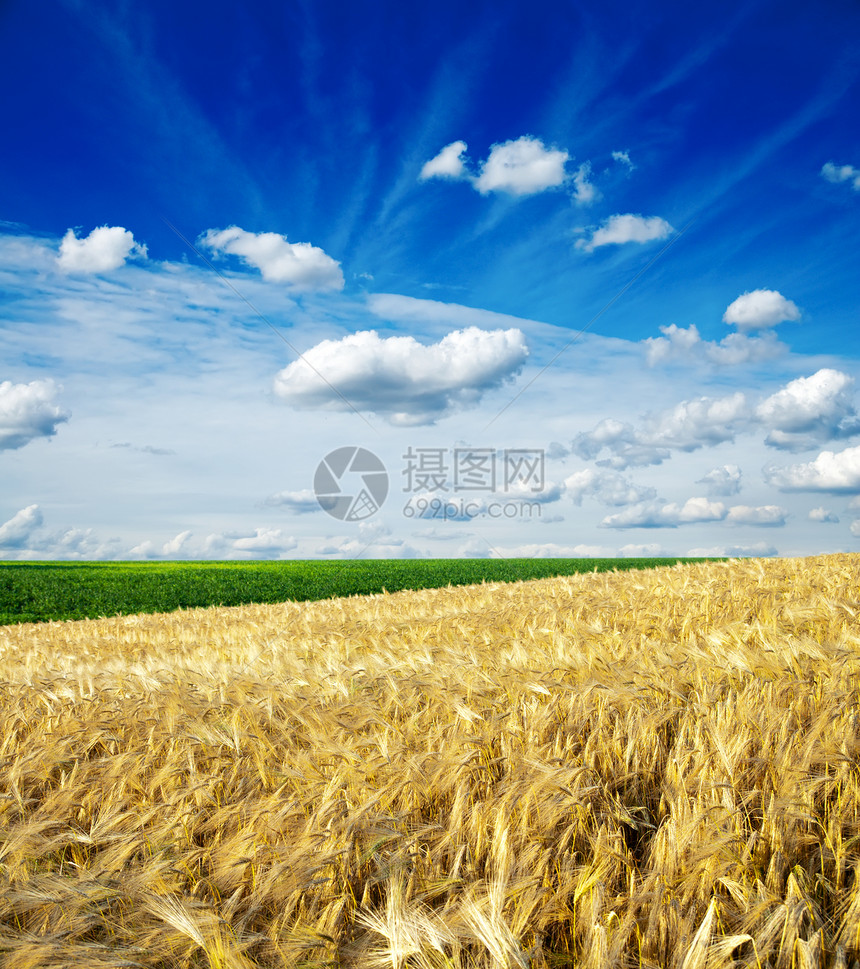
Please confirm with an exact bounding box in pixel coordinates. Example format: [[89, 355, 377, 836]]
[[571, 418, 670, 469], [643, 323, 786, 367], [233, 528, 296, 552], [57, 225, 147, 274], [686, 543, 778, 558], [316, 522, 421, 558], [697, 464, 742, 496], [650, 394, 749, 449], [128, 540, 158, 559], [474, 136, 569, 196], [612, 150, 634, 170], [563, 467, 656, 506], [725, 505, 788, 526], [600, 497, 727, 529], [576, 214, 673, 252], [0, 509, 116, 560], [765, 444, 860, 493], [0, 505, 43, 547], [576, 370, 860, 471], [162, 530, 193, 556], [263, 488, 320, 513], [204, 528, 298, 556], [619, 543, 666, 556], [199, 226, 343, 291], [571, 162, 599, 205], [821, 161, 860, 191], [723, 289, 800, 331], [809, 507, 839, 523], [420, 141, 469, 180], [851, 520, 860, 538], [273, 327, 528, 425], [0, 378, 70, 450], [755, 369, 860, 451], [484, 542, 617, 558], [575, 392, 749, 469]]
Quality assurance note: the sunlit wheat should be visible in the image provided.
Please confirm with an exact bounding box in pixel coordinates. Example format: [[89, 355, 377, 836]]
[[1, 554, 860, 966]]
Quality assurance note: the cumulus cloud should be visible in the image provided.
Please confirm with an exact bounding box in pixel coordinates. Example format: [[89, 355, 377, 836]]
[[273, 327, 528, 425], [572, 418, 670, 469], [809, 507, 839, 523], [0, 505, 43, 547], [571, 162, 599, 204], [482, 542, 617, 558], [723, 289, 800, 331], [317, 521, 421, 558], [57, 225, 148, 274], [686, 543, 778, 558], [821, 161, 860, 191], [643, 323, 786, 367], [619, 543, 667, 556], [0, 378, 69, 450], [262, 488, 320, 513], [755, 369, 860, 451], [765, 444, 860, 493], [203, 528, 297, 557], [600, 497, 727, 529], [199, 226, 344, 291], [576, 214, 673, 252], [601, 499, 784, 532], [420, 141, 469, 180], [576, 370, 860, 471], [474, 136, 569, 196], [563, 468, 656, 506], [574, 393, 748, 469], [725, 505, 788, 526], [697, 464, 742, 497], [162, 530, 193, 557]]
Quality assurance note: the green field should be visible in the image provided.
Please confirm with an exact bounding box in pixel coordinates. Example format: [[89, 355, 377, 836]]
[[0, 558, 710, 625]]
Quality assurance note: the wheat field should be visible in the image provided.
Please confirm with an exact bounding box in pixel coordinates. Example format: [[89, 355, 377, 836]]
[[1, 555, 860, 968]]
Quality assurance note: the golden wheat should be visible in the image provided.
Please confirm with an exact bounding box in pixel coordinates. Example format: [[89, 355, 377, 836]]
[[1, 555, 860, 967]]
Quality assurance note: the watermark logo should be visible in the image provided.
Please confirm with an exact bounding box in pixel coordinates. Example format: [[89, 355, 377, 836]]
[[314, 446, 389, 521], [313, 446, 547, 522]]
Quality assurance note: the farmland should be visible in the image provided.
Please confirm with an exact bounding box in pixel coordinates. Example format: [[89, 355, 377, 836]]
[[0, 558, 702, 626], [1, 554, 859, 967]]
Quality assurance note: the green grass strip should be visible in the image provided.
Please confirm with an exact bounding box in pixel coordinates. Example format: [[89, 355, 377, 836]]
[[0, 558, 718, 626]]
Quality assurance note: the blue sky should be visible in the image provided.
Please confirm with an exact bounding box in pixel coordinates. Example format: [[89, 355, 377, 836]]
[[1, 0, 859, 559]]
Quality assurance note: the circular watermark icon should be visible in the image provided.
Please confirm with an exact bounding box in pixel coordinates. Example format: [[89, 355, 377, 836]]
[[314, 446, 389, 521]]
